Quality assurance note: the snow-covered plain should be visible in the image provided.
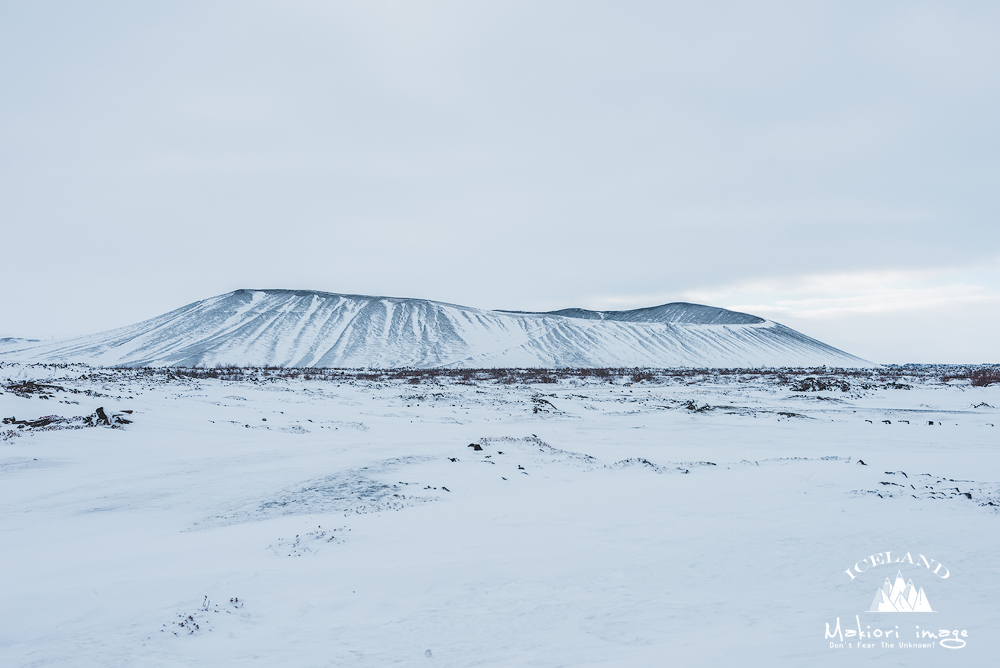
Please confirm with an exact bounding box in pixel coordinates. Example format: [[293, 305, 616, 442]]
[[1, 364, 998, 666]]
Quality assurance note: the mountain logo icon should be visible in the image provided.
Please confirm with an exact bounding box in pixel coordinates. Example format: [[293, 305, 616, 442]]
[[868, 571, 933, 612]]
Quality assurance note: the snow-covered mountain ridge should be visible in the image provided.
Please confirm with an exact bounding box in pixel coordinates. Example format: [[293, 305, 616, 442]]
[[0, 289, 871, 368]]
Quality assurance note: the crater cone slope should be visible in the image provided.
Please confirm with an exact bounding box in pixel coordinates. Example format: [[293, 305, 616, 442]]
[[1, 289, 871, 368]]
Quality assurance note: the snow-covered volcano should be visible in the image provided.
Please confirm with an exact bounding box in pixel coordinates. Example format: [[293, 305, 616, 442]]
[[0, 289, 870, 368]]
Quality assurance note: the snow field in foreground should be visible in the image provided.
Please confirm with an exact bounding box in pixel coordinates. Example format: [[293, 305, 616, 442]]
[[0, 366, 998, 666]]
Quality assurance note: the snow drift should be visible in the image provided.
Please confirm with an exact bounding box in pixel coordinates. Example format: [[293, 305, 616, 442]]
[[0, 289, 870, 368]]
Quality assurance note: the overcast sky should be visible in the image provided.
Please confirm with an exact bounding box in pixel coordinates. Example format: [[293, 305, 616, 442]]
[[2, 1, 998, 363]]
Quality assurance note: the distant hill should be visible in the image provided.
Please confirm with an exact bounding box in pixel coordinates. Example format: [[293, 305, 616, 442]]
[[0, 337, 41, 349], [0, 289, 871, 368]]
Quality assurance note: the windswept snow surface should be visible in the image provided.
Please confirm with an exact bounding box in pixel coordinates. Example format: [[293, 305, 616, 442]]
[[1, 364, 998, 666], [0, 289, 869, 368]]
